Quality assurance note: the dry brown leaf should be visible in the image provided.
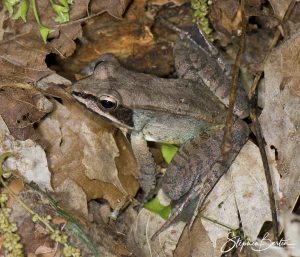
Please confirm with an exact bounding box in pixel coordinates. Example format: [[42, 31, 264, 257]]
[[0, 236, 3, 254], [268, 0, 293, 19], [230, 141, 279, 241], [77, 220, 132, 256], [199, 171, 239, 255], [18, 217, 54, 255], [7, 186, 132, 256], [69, 0, 89, 20], [6, 179, 25, 208], [51, 216, 67, 225], [58, 0, 180, 79], [175, 217, 222, 257], [8, 178, 24, 194], [49, 24, 82, 58], [128, 208, 185, 257], [80, 21, 154, 61], [37, 91, 139, 208], [0, 0, 132, 82], [147, 0, 189, 5], [260, 32, 300, 212], [88, 200, 112, 224], [0, 0, 55, 81], [0, 4, 82, 81], [55, 178, 88, 218], [34, 245, 57, 257], [90, 0, 133, 19], [0, 78, 53, 140], [114, 130, 140, 196], [209, 0, 242, 35], [58, 1, 195, 79], [0, 32, 53, 82]]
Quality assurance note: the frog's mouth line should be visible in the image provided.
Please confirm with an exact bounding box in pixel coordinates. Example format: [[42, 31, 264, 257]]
[[72, 92, 134, 130]]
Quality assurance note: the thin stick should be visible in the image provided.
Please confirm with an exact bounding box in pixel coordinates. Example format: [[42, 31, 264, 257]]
[[56, 10, 107, 28], [250, 95, 279, 240], [221, 0, 247, 157], [247, 0, 297, 240]]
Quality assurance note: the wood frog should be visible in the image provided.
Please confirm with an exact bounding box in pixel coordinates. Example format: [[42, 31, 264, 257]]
[[71, 24, 250, 221]]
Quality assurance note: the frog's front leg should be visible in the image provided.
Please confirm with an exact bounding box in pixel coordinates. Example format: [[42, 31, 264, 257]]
[[130, 131, 156, 200]]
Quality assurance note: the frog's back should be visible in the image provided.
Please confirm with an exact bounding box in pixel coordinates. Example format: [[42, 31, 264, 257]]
[[115, 68, 227, 124], [73, 54, 227, 127]]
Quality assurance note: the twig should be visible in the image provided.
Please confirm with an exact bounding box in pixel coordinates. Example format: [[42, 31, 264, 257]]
[[56, 10, 107, 28], [247, 0, 297, 241], [221, 0, 247, 157], [250, 94, 279, 240]]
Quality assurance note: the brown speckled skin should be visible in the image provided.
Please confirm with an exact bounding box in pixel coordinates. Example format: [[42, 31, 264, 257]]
[[162, 119, 249, 200], [72, 27, 250, 199]]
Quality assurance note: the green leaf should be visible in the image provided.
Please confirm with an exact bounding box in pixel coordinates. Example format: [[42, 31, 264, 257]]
[[3, 0, 20, 16], [54, 12, 69, 23], [39, 26, 55, 43], [161, 144, 178, 164], [51, 3, 69, 13], [58, 0, 69, 7], [12, 0, 29, 22], [50, 3, 69, 23], [144, 195, 172, 220], [4, 2, 14, 16]]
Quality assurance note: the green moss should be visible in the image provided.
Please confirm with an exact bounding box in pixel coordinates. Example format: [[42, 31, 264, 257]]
[[191, 0, 213, 41]]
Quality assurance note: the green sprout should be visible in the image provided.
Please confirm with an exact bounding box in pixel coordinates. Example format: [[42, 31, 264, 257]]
[[31, 0, 55, 43], [2, 0, 73, 43], [3, 0, 20, 17], [49, 0, 70, 23], [12, 0, 29, 22]]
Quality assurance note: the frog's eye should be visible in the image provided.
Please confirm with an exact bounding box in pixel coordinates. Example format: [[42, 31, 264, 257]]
[[98, 95, 118, 111]]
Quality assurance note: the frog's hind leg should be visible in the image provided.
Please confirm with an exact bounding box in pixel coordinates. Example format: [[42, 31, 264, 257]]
[[152, 119, 249, 240]]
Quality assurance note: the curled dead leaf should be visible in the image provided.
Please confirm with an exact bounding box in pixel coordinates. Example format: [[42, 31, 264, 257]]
[[90, 0, 133, 19], [37, 90, 139, 209], [260, 32, 300, 212], [0, 78, 53, 140]]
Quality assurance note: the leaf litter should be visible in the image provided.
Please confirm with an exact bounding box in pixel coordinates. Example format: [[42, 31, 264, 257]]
[[0, 0, 300, 256]]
